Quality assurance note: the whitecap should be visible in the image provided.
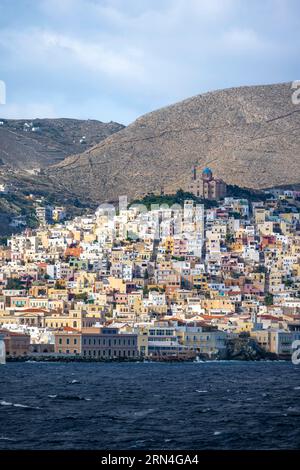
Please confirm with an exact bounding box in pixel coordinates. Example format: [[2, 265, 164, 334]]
[[0, 401, 12, 406], [196, 390, 208, 393], [214, 431, 222, 436], [13, 403, 41, 409], [134, 409, 154, 417], [287, 407, 300, 416], [48, 395, 57, 398], [294, 386, 300, 390]]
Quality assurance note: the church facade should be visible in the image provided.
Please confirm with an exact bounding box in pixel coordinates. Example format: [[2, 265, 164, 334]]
[[190, 167, 227, 201]]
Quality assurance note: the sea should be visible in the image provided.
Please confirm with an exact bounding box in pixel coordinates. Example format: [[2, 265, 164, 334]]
[[0, 361, 300, 450]]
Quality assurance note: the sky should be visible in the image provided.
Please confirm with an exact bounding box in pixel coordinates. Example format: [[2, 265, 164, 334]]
[[0, 0, 299, 124]]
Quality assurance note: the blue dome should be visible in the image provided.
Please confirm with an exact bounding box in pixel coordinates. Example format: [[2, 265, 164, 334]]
[[203, 167, 212, 175], [202, 167, 213, 180]]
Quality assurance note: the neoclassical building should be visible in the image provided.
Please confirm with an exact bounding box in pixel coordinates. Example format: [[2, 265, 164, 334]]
[[190, 167, 227, 200]]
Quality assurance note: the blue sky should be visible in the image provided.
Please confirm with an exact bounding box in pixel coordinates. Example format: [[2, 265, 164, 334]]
[[0, 0, 299, 124]]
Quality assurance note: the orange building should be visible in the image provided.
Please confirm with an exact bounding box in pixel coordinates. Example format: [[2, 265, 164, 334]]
[[65, 244, 83, 258]]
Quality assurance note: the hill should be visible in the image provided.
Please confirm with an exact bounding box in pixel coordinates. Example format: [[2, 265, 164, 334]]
[[46, 82, 300, 203], [0, 118, 124, 169]]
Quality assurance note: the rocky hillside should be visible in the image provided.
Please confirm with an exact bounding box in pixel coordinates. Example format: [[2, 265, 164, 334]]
[[0, 118, 124, 169], [46, 82, 300, 203]]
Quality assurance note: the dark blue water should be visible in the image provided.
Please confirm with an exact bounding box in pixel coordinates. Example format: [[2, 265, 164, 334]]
[[1, 361, 300, 450]]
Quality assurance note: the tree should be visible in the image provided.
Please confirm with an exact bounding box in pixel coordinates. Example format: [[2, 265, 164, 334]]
[[143, 287, 149, 297], [264, 293, 274, 306], [6, 278, 24, 290], [144, 269, 149, 279], [74, 293, 88, 302]]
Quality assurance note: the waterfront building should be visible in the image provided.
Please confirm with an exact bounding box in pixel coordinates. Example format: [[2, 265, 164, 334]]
[[0, 189, 300, 360], [0, 329, 30, 357]]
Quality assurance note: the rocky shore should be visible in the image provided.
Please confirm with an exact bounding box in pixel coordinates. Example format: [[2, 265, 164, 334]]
[[220, 336, 279, 361]]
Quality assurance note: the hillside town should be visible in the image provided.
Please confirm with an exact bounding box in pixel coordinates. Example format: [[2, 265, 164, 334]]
[[1, 168, 300, 362]]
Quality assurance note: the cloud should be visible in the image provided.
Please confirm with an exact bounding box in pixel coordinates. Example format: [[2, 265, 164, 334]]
[[222, 28, 272, 54], [0, 0, 299, 123], [0, 102, 57, 119], [0, 28, 145, 81]]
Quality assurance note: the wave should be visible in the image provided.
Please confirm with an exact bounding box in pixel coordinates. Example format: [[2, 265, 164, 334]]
[[197, 407, 211, 413], [49, 395, 91, 401], [0, 400, 40, 409], [287, 407, 300, 416], [133, 409, 155, 418]]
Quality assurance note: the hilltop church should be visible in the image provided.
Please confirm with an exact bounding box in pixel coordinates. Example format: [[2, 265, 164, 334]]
[[190, 166, 227, 201]]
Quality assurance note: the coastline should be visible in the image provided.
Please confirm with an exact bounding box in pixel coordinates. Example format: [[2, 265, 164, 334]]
[[4, 354, 285, 363]]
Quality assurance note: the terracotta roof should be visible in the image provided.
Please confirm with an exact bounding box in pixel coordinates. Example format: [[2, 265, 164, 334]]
[[16, 308, 49, 313], [259, 314, 283, 321], [55, 326, 80, 333]]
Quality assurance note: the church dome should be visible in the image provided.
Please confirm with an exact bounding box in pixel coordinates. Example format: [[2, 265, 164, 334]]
[[202, 167, 213, 178]]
